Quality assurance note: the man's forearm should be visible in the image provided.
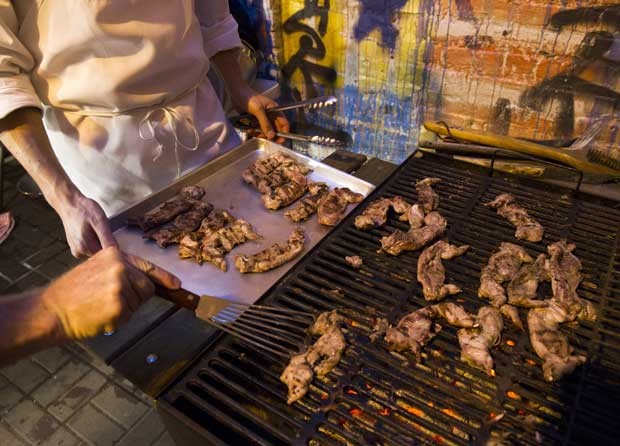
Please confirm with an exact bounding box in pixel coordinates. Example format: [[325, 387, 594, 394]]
[[212, 48, 253, 101], [0, 107, 79, 212], [0, 290, 64, 366]]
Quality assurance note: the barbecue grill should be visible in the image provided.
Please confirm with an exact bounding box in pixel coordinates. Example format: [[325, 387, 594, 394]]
[[157, 152, 620, 445]]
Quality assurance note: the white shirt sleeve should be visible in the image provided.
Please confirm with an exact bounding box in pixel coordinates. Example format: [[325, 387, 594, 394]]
[[195, 1, 243, 59], [0, 1, 41, 119]]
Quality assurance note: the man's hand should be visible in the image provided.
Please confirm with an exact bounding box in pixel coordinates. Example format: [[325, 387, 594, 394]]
[[236, 89, 290, 142], [54, 190, 117, 258], [41, 247, 181, 340]]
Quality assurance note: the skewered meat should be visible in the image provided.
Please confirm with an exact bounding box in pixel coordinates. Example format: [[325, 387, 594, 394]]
[[318, 187, 364, 226], [128, 186, 205, 231], [354, 196, 411, 230], [507, 254, 549, 308], [280, 354, 313, 405], [305, 325, 346, 376], [285, 182, 329, 222], [199, 219, 261, 271], [458, 306, 503, 375], [527, 301, 586, 382], [500, 304, 525, 331], [478, 243, 533, 307], [399, 204, 425, 228], [386, 303, 476, 361], [146, 200, 213, 248], [487, 193, 544, 242], [416, 178, 441, 213], [345, 255, 363, 269], [380, 211, 447, 255], [178, 209, 235, 261], [309, 310, 345, 336], [235, 229, 305, 273], [417, 240, 470, 301]]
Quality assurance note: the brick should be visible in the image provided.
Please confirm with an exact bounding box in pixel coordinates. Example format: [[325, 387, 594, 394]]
[[0, 382, 24, 412], [0, 359, 49, 393], [67, 404, 125, 446], [91, 383, 149, 429], [48, 370, 107, 422], [152, 431, 176, 446], [41, 426, 82, 446], [32, 359, 92, 407], [4, 399, 59, 444], [116, 410, 166, 446], [0, 422, 29, 446], [32, 346, 74, 374]]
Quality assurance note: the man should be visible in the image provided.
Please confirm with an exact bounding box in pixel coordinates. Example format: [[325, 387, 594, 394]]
[[0, 247, 179, 366], [0, 1, 288, 257]]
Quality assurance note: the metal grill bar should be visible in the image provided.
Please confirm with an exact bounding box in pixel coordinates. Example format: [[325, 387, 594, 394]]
[[162, 152, 620, 446]]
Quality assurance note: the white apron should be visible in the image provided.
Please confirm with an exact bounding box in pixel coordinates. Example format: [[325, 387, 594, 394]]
[[10, 0, 241, 216]]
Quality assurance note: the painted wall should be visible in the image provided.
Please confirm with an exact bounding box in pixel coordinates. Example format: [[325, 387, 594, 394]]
[[256, 1, 619, 162]]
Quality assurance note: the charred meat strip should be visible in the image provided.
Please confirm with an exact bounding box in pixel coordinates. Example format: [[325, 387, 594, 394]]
[[235, 229, 305, 273], [416, 178, 441, 213], [380, 211, 447, 255], [178, 209, 235, 261], [200, 219, 261, 271], [458, 306, 503, 375], [507, 254, 549, 308], [309, 310, 345, 336], [487, 193, 544, 242], [262, 170, 308, 210], [417, 240, 470, 301], [318, 187, 364, 226], [146, 200, 213, 248], [399, 203, 425, 228], [280, 354, 313, 405], [478, 243, 533, 307], [385, 303, 476, 361], [354, 196, 411, 230], [345, 255, 363, 269], [528, 301, 586, 382], [305, 325, 346, 376], [128, 186, 205, 231], [285, 182, 329, 222]]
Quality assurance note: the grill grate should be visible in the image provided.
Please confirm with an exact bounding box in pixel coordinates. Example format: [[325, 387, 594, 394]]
[[161, 153, 620, 445]]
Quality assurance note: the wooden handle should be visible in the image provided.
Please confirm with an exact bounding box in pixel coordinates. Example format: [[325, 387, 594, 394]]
[[423, 121, 620, 176], [155, 285, 200, 311]]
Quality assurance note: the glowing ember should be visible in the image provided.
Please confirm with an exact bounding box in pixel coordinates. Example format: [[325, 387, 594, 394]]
[[506, 340, 516, 347], [433, 434, 445, 444], [518, 409, 526, 416], [490, 369, 496, 377], [346, 389, 358, 395], [406, 406, 425, 417], [526, 359, 536, 366], [365, 383, 373, 389], [378, 408, 391, 416], [507, 391, 521, 400], [441, 408, 457, 418], [350, 408, 362, 417], [321, 394, 328, 401]]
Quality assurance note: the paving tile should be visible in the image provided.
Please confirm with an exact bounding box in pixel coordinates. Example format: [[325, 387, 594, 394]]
[[152, 431, 176, 446], [40, 426, 82, 446], [0, 382, 24, 413], [3, 271, 50, 294], [91, 383, 149, 429], [67, 404, 125, 446], [115, 410, 166, 446], [22, 241, 69, 269], [0, 422, 29, 446], [4, 399, 59, 444], [53, 251, 80, 269], [0, 359, 49, 393], [0, 257, 30, 282], [48, 370, 107, 422], [32, 346, 74, 374], [32, 359, 92, 407]]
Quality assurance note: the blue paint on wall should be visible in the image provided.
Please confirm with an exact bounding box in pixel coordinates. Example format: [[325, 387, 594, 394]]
[[353, 0, 409, 51]]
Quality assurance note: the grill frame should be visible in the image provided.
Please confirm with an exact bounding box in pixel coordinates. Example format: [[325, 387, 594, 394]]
[[158, 152, 620, 446]]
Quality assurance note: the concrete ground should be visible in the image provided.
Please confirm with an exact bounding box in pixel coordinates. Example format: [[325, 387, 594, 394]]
[[1, 158, 175, 446]]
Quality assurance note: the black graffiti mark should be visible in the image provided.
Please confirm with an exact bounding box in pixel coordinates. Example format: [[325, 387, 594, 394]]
[[353, 0, 408, 51], [549, 5, 620, 30], [281, 1, 337, 98]]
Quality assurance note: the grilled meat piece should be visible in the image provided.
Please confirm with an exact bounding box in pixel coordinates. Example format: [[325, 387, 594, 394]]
[[399, 204, 425, 228], [235, 229, 305, 273], [381, 211, 447, 255], [178, 209, 235, 260], [354, 196, 411, 230], [386, 303, 475, 361], [243, 153, 311, 192], [146, 200, 212, 248], [262, 171, 308, 210], [309, 310, 345, 336], [458, 306, 503, 375], [318, 187, 364, 226], [416, 177, 441, 213], [527, 301, 586, 382], [417, 240, 469, 301], [128, 186, 205, 231], [487, 193, 544, 242], [280, 354, 313, 405], [500, 304, 525, 331], [198, 219, 261, 271], [306, 325, 346, 376], [507, 254, 549, 308], [345, 255, 363, 269], [370, 317, 390, 342], [285, 182, 329, 222], [479, 243, 533, 307]]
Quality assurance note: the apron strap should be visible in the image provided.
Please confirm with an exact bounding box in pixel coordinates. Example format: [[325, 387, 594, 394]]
[[138, 107, 200, 178]]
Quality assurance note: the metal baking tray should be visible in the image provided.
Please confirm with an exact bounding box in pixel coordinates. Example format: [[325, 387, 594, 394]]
[[110, 138, 374, 305]]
